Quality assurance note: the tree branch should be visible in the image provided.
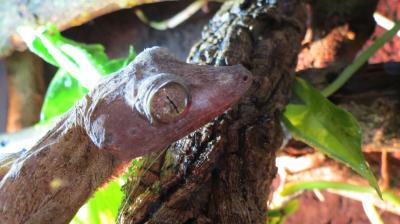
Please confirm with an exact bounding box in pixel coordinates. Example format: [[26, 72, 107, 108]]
[[118, 1, 307, 223]]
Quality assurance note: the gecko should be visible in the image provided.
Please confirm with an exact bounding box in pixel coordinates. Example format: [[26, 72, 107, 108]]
[[0, 47, 252, 224]]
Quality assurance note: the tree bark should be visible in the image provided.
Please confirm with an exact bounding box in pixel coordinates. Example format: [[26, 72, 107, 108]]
[[118, 0, 307, 223]]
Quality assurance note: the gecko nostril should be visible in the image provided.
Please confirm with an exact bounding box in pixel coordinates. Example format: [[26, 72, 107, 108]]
[[242, 75, 248, 82], [128, 128, 136, 136]]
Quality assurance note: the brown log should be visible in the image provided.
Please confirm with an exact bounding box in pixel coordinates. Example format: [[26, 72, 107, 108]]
[[0, 0, 168, 58], [62, 1, 220, 61], [118, 0, 307, 223]]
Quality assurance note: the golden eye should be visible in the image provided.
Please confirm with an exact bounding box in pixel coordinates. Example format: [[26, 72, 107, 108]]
[[149, 82, 190, 123]]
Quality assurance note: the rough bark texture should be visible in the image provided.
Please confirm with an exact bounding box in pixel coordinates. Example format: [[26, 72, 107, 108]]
[[118, 1, 307, 223]]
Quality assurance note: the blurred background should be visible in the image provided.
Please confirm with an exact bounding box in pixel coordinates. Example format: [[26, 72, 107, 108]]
[[0, 0, 399, 223]]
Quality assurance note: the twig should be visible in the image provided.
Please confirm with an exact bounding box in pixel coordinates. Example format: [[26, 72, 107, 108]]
[[135, 0, 206, 30], [321, 20, 400, 97]]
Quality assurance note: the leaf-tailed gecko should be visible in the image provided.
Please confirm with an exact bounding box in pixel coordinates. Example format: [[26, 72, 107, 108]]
[[0, 47, 252, 224]]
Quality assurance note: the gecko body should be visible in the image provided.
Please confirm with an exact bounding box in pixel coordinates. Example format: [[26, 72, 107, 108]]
[[0, 47, 252, 224]]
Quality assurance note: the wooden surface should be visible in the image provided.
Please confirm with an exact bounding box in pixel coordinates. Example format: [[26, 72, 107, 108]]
[[118, 0, 307, 223], [0, 0, 166, 58]]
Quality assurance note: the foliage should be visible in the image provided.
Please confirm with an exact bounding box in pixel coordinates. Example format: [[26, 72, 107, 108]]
[[40, 69, 88, 121], [18, 24, 136, 122], [70, 180, 124, 224], [279, 181, 400, 208], [279, 18, 400, 222], [267, 200, 300, 224], [19, 24, 136, 224], [282, 78, 381, 197], [273, 180, 400, 224]]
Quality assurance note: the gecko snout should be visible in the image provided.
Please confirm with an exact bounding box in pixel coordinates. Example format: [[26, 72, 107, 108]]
[[235, 65, 253, 89]]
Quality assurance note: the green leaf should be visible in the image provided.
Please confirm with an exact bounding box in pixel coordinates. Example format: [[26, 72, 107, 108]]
[[268, 200, 300, 224], [40, 69, 88, 121], [19, 24, 107, 89], [70, 179, 124, 224], [70, 158, 141, 224], [20, 24, 137, 122], [279, 181, 400, 209], [282, 77, 381, 197], [105, 46, 137, 72], [40, 47, 136, 122]]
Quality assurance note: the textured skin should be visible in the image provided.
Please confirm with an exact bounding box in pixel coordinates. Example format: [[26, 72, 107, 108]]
[[118, 1, 307, 223], [0, 47, 252, 224]]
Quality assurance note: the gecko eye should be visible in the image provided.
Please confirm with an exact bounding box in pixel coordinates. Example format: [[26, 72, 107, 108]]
[[149, 82, 190, 123], [133, 73, 191, 124]]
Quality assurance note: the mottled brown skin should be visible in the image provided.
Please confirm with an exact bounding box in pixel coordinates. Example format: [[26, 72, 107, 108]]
[[0, 47, 252, 224]]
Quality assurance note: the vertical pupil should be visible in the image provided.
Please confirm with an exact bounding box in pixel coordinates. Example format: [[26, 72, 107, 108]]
[[150, 82, 189, 123]]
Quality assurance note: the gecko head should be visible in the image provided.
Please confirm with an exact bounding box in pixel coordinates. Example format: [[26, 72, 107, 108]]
[[84, 47, 252, 161]]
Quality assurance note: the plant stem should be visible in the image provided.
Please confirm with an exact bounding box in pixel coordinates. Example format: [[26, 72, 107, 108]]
[[362, 200, 384, 224], [321, 20, 400, 97], [280, 181, 400, 209], [134, 0, 205, 30]]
